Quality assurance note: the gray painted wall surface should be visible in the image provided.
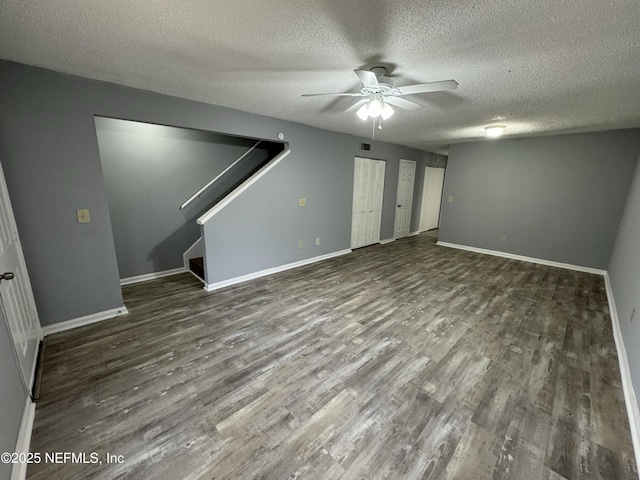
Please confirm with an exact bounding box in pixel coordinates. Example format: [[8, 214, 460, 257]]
[[439, 131, 640, 269], [0, 60, 429, 325], [608, 153, 640, 408], [95, 117, 268, 279], [201, 134, 435, 284], [0, 309, 27, 480]]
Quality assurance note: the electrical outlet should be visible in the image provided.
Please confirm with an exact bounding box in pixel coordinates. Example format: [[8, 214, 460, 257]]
[[298, 240, 303, 249], [316, 238, 320, 245], [501, 235, 507, 242], [631, 308, 636, 322], [447, 196, 453, 203], [76, 209, 91, 224], [299, 198, 306, 207]]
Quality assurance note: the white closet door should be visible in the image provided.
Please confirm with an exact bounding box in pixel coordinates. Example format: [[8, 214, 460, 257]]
[[351, 159, 364, 247], [351, 157, 385, 249], [371, 160, 385, 244], [419, 167, 445, 231]]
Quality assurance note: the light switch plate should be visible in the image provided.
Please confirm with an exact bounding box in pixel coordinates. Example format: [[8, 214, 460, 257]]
[[77, 209, 91, 224], [299, 198, 306, 207]]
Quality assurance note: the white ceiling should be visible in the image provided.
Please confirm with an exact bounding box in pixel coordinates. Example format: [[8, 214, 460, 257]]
[[2, 0, 639, 154]]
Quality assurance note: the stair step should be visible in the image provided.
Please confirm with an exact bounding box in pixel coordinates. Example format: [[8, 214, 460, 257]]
[[189, 257, 205, 280]]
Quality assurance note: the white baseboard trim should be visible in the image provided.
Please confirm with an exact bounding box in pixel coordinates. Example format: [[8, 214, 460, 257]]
[[383, 232, 420, 244], [120, 267, 186, 286], [204, 249, 351, 292], [11, 398, 35, 480], [436, 241, 607, 276], [604, 273, 640, 471], [42, 306, 129, 336]]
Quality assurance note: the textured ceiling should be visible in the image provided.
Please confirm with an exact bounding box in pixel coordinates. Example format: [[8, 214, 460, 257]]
[[1, 0, 639, 154]]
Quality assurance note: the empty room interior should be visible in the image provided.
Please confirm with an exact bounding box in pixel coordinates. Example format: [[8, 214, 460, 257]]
[[1, 1, 640, 479]]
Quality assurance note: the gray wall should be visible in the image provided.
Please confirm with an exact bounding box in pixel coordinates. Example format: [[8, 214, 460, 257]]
[[439, 130, 640, 269], [95, 117, 269, 279], [0, 60, 429, 325], [200, 132, 436, 284], [0, 309, 27, 480], [608, 152, 640, 406]]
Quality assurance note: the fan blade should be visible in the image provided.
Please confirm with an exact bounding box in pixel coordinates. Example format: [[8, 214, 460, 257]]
[[354, 70, 379, 89], [301, 92, 365, 97], [396, 80, 458, 95], [345, 99, 369, 113], [384, 96, 422, 111]]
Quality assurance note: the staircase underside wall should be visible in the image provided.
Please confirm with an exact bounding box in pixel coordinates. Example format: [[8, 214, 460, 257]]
[[96, 117, 272, 279]]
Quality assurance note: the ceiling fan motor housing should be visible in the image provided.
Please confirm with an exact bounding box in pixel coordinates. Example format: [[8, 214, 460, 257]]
[[377, 76, 394, 89], [362, 78, 394, 95]]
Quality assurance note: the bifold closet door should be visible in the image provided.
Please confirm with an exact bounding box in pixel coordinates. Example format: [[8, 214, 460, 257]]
[[351, 157, 385, 249]]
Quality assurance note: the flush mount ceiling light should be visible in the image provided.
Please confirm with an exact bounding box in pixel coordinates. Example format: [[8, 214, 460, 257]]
[[485, 125, 506, 137]]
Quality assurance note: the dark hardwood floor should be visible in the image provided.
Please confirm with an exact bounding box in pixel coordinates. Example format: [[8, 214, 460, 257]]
[[28, 232, 637, 479]]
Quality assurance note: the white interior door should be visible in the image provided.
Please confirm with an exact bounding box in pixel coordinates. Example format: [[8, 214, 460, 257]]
[[393, 159, 416, 239], [419, 167, 446, 231], [0, 161, 42, 390], [351, 157, 385, 249]]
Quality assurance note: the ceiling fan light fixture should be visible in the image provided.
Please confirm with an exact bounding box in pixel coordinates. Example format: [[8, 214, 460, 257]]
[[485, 125, 506, 137], [368, 98, 383, 118], [381, 102, 394, 120], [356, 103, 370, 120]]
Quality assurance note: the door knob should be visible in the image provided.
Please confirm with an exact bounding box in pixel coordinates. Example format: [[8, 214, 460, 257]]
[[0, 272, 15, 282]]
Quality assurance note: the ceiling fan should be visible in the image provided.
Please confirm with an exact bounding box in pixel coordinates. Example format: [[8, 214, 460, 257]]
[[302, 67, 458, 121]]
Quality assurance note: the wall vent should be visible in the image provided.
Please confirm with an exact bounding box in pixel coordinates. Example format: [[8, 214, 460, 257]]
[[360, 142, 371, 151]]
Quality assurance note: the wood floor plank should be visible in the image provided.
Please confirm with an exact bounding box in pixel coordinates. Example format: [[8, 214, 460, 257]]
[[589, 352, 634, 454], [27, 231, 638, 479], [441, 422, 499, 480]]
